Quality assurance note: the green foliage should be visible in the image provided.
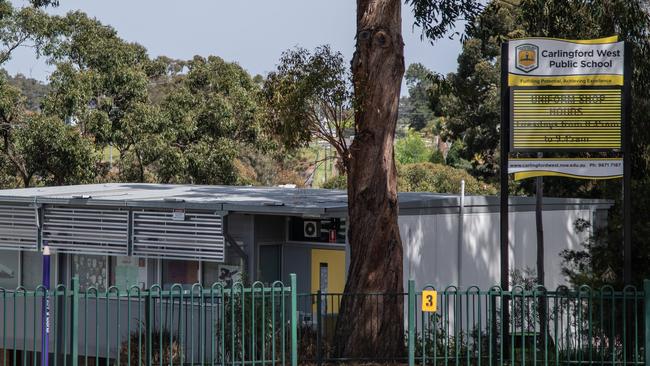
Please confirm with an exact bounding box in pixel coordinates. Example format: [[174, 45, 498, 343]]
[[158, 55, 265, 184], [399, 63, 437, 130], [263, 45, 352, 172], [406, 0, 483, 42], [3, 71, 47, 111], [13, 114, 97, 186], [0, 74, 92, 188], [435, 1, 516, 181], [429, 148, 445, 164], [0, 0, 57, 66], [324, 163, 496, 195], [322, 174, 347, 190], [395, 130, 431, 164], [398, 162, 497, 195], [445, 139, 471, 170]]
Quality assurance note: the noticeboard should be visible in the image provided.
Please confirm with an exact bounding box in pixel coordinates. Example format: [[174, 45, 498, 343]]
[[510, 87, 622, 151]]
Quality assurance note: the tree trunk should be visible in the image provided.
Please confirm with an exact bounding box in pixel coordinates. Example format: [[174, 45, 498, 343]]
[[334, 0, 405, 359]]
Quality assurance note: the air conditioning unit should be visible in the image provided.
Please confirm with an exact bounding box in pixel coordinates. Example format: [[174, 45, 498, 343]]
[[303, 220, 320, 238]]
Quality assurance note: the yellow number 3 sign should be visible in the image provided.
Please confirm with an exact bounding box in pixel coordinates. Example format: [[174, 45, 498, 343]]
[[422, 290, 437, 312]]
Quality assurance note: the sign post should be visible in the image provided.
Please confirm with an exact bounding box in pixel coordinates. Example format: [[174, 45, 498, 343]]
[[501, 35, 631, 288], [41, 245, 51, 366]]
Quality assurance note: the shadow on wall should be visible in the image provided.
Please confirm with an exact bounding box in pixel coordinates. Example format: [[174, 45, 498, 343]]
[[399, 209, 591, 291]]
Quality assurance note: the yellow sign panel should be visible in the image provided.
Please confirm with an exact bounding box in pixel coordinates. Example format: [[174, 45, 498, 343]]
[[509, 74, 624, 87], [422, 290, 437, 312], [507, 36, 624, 87], [511, 88, 622, 151]]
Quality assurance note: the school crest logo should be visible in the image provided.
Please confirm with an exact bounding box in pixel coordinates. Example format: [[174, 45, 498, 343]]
[[515, 44, 539, 73]]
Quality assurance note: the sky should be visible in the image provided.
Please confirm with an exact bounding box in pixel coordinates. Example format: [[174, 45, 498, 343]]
[[5, 1, 464, 95]]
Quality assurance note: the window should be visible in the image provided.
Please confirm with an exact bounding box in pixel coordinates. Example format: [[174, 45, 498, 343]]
[[288, 217, 346, 243], [109, 256, 147, 291], [72, 254, 108, 291], [162, 259, 199, 289], [0, 249, 19, 289], [259, 245, 281, 284], [21, 251, 55, 289]]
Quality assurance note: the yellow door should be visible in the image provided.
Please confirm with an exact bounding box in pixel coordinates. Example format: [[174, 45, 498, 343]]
[[311, 248, 346, 313]]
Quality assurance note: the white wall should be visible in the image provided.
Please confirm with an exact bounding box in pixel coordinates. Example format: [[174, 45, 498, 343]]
[[399, 209, 591, 291]]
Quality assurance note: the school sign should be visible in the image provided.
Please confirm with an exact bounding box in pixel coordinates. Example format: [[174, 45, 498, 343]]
[[506, 36, 626, 152], [499, 35, 632, 286]]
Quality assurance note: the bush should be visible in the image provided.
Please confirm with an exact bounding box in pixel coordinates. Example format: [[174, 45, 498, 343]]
[[322, 174, 347, 189], [395, 130, 431, 164], [429, 149, 445, 164], [119, 328, 181, 366], [398, 162, 497, 195]]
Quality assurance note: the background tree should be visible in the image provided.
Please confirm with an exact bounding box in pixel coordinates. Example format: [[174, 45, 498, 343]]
[[0, 76, 30, 186], [263, 46, 353, 173], [399, 63, 437, 130], [432, 2, 518, 181], [14, 114, 96, 185], [0, 72, 96, 187], [0, 0, 57, 65], [159, 55, 265, 184]]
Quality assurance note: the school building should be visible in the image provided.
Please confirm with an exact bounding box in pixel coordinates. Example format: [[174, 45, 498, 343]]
[[0, 183, 612, 295]]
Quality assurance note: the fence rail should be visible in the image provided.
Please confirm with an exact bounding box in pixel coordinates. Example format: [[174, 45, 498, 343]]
[[1, 278, 648, 366], [298, 281, 647, 366], [0, 275, 298, 366]]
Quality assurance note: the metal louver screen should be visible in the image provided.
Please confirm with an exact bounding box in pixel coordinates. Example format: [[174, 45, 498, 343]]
[[42, 206, 129, 255], [0, 205, 38, 251], [132, 210, 225, 261]]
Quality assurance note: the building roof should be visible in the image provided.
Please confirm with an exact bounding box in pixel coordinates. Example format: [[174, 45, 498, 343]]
[[0, 183, 613, 217]]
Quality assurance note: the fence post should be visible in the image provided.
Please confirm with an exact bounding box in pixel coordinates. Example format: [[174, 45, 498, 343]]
[[316, 290, 322, 366], [290, 273, 298, 366], [145, 291, 152, 366], [408, 279, 415, 366], [70, 277, 79, 366], [645, 280, 650, 366]]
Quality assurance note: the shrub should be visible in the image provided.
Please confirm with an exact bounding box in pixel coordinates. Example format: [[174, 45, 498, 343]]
[[398, 162, 497, 195], [395, 130, 431, 164]]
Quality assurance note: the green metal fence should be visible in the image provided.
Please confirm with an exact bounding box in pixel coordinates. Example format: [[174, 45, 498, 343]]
[[411, 282, 645, 366], [0, 275, 298, 366], [2, 277, 648, 366], [297, 281, 647, 366]]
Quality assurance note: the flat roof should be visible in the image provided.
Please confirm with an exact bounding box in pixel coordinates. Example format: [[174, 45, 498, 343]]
[[0, 183, 613, 216]]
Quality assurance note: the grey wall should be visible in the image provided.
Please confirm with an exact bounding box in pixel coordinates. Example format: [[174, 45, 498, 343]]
[[399, 209, 592, 291], [282, 244, 311, 295]]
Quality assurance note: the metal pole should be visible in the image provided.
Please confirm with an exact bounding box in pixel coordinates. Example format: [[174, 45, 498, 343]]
[[290, 274, 298, 366], [458, 180, 465, 287], [643, 280, 650, 366], [500, 41, 511, 354], [536, 154, 545, 286], [623, 42, 632, 285], [41, 245, 51, 366], [500, 42, 510, 292], [408, 279, 415, 366], [70, 277, 79, 366], [535, 160, 548, 346], [316, 290, 322, 366]]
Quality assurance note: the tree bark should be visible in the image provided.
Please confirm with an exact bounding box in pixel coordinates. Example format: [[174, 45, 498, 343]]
[[334, 0, 405, 358]]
